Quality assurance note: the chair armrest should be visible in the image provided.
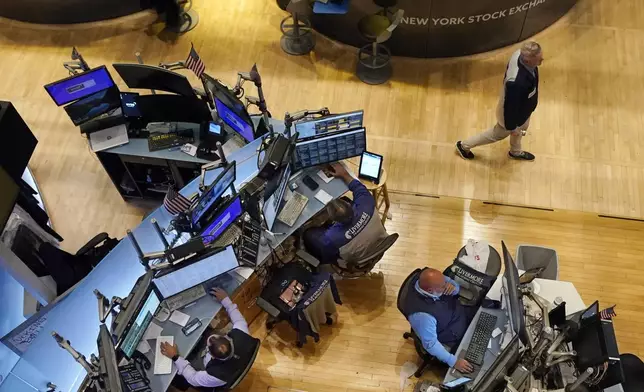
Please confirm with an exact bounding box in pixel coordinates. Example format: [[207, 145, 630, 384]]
[[256, 296, 281, 318], [296, 249, 320, 267], [458, 287, 475, 302], [76, 233, 109, 256]]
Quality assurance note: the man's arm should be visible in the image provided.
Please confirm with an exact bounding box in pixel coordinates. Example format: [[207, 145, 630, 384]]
[[173, 358, 226, 388], [408, 312, 457, 367], [444, 276, 461, 296], [221, 296, 249, 333], [348, 179, 375, 212], [503, 80, 527, 130]]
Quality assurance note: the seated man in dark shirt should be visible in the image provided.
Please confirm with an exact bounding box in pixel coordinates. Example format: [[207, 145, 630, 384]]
[[303, 162, 388, 267]]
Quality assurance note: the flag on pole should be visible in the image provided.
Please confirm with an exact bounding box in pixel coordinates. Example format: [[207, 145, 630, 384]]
[[600, 305, 617, 320], [185, 44, 205, 78], [163, 186, 195, 215]]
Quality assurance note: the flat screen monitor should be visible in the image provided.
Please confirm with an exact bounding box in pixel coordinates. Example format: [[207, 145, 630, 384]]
[[63, 86, 121, 126], [97, 324, 123, 392], [118, 288, 160, 359], [45, 66, 116, 106], [471, 335, 519, 392], [191, 162, 236, 226], [501, 241, 528, 345], [295, 110, 364, 140], [0, 168, 19, 235], [112, 64, 196, 98], [263, 163, 291, 230], [152, 245, 239, 299], [120, 92, 142, 118], [208, 122, 222, 136], [201, 196, 243, 245], [214, 96, 254, 143], [294, 127, 366, 170]]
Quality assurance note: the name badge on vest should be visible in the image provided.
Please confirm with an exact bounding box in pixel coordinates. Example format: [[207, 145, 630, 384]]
[[528, 88, 537, 99]]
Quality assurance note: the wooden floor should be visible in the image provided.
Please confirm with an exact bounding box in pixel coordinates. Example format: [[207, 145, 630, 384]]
[[238, 194, 644, 392], [1, 0, 644, 391]]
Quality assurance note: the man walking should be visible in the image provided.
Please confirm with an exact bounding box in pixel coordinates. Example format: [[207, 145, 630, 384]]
[[456, 42, 543, 161]]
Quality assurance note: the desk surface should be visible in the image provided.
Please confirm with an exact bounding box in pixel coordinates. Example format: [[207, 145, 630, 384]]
[[2, 117, 350, 392]]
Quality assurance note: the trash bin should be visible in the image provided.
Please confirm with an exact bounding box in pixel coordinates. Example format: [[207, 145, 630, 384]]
[[516, 245, 559, 280]]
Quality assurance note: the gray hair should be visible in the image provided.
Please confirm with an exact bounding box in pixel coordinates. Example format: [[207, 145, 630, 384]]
[[521, 41, 541, 58]]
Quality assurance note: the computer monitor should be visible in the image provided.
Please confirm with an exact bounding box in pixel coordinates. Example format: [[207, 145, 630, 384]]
[[214, 96, 254, 143], [501, 241, 529, 345], [120, 92, 142, 119], [471, 335, 520, 392], [45, 65, 116, 106], [0, 168, 19, 234], [117, 288, 161, 359], [293, 127, 367, 170], [63, 86, 122, 126], [191, 162, 237, 226], [112, 64, 196, 98], [263, 163, 291, 230], [295, 110, 364, 140], [201, 196, 244, 245], [152, 245, 239, 299], [97, 324, 123, 392]]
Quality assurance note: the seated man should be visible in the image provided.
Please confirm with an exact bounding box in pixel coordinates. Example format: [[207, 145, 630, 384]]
[[161, 288, 258, 389], [303, 162, 388, 266], [401, 268, 477, 374]]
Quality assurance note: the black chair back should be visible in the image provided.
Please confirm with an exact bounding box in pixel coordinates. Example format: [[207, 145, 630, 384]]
[[444, 245, 501, 306], [334, 233, 399, 277], [212, 337, 261, 392], [397, 268, 421, 316]]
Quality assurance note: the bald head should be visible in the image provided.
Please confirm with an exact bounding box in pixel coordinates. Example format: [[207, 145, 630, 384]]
[[418, 268, 447, 294]]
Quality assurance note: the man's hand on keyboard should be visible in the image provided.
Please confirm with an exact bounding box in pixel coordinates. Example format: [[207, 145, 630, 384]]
[[454, 359, 474, 373], [210, 287, 228, 302], [160, 342, 179, 359]]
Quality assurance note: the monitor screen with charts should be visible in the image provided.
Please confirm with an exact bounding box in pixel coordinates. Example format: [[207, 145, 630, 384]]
[[263, 164, 291, 230], [63, 86, 122, 126], [358, 151, 383, 183], [118, 289, 161, 359], [214, 96, 254, 143], [112, 63, 196, 98], [294, 128, 366, 170], [295, 110, 364, 140], [201, 196, 243, 245], [153, 245, 239, 299], [45, 66, 116, 106], [191, 162, 236, 226]]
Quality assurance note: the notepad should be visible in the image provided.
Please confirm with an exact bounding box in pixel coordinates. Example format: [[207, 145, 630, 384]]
[[143, 322, 164, 341], [169, 310, 190, 327], [314, 189, 333, 205], [154, 336, 174, 375]]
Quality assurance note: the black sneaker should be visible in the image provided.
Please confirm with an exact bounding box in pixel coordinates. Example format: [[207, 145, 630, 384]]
[[456, 141, 475, 160], [508, 151, 535, 161]]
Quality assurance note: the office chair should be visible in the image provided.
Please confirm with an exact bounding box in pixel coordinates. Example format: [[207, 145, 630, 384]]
[[356, 9, 404, 85], [447, 244, 501, 306], [211, 337, 261, 392], [280, 0, 316, 55], [38, 233, 119, 295], [398, 268, 440, 377], [516, 244, 559, 280]]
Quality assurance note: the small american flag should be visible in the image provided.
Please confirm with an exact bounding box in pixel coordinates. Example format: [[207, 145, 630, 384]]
[[600, 305, 617, 320], [163, 186, 195, 215], [185, 44, 205, 78]]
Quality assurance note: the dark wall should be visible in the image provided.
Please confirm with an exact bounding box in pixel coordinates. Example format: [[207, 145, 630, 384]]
[[311, 0, 578, 58], [0, 0, 151, 24]]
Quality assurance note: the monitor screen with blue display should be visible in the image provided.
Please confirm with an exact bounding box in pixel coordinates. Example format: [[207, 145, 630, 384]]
[[118, 289, 160, 359], [45, 66, 116, 106], [209, 122, 222, 135], [295, 110, 364, 140], [201, 196, 243, 244], [191, 162, 236, 225], [214, 96, 254, 143]]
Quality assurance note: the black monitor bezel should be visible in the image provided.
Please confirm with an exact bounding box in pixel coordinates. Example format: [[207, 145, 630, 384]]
[[44, 65, 117, 107]]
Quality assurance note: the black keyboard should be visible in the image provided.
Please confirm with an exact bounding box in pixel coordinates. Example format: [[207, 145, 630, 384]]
[[148, 132, 194, 152], [465, 312, 498, 366]]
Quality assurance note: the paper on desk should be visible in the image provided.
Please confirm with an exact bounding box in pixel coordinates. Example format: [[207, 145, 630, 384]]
[[143, 322, 164, 341], [169, 310, 190, 327], [181, 143, 198, 157], [487, 339, 492, 349], [154, 336, 174, 375], [222, 136, 245, 157], [492, 328, 502, 338], [137, 340, 151, 354], [316, 170, 333, 183], [314, 189, 333, 205]]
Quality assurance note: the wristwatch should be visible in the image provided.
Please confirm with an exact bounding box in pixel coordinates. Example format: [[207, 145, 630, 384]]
[[171, 354, 179, 362]]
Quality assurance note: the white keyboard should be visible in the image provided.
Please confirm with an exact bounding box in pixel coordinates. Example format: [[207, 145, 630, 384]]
[[211, 224, 242, 248], [164, 285, 206, 312], [154, 336, 174, 374], [278, 192, 309, 227]]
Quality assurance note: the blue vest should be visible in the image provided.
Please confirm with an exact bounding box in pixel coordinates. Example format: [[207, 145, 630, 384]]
[[402, 270, 470, 347]]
